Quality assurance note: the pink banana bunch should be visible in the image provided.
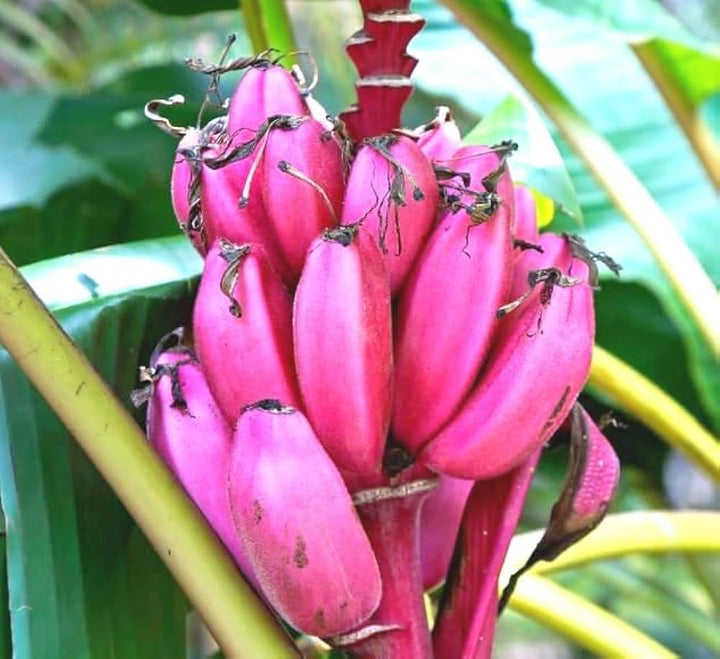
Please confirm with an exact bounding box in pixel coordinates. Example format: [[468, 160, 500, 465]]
[[141, 2, 622, 655]]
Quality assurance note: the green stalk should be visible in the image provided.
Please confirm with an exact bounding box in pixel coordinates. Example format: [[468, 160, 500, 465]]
[[589, 345, 719, 482], [0, 249, 299, 659], [632, 41, 720, 190], [504, 511, 720, 580], [0, 1, 84, 82], [242, 0, 297, 58], [508, 574, 676, 658], [590, 563, 720, 654], [439, 0, 720, 356]]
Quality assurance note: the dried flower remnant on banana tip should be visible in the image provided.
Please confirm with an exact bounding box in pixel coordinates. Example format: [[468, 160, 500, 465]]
[[139, 4, 622, 655]]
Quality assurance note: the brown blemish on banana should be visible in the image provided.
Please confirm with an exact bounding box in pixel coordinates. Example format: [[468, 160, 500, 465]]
[[252, 499, 263, 524], [294, 535, 309, 568]]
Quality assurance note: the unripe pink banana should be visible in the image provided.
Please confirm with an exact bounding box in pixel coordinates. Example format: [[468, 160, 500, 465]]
[[419, 233, 595, 479], [341, 135, 439, 295], [171, 128, 209, 256], [293, 226, 392, 476], [513, 185, 540, 245], [193, 239, 301, 425], [416, 106, 462, 162], [392, 145, 514, 450], [145, 346, 257, 588], [261, 117, 344, 280], [227, 62, 307, 137], [229, 400, 382, 636], [419, 474, 473, 591]]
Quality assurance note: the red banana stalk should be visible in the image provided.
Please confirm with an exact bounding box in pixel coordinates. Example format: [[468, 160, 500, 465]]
[[261, 117, 344, 280], [340, 1, 423, 139], [432, 451, 541, 659], [293, 226, 392, 477], [392, 144, 514, 450], [145, 344, 257, 588], [419, 474, 474, 591], [419, 233, 595, 479], [229, 400, 381, 636], [193, 239, 301, 424], [344, 475, 437, 659], [341, 135, 438, 295]]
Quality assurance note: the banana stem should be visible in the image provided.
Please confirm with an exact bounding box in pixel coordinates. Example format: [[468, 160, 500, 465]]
[[438, 0, 720, 356], [0, 248, 298, 659], [242, 0, 297, 59], [508, 574, 676, 658], [632, 41, 720, 190], [589, 345, 719, 482], [349, 485, 434, 658]]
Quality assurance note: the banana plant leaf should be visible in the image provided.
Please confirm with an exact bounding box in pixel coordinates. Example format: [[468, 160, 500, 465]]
[[0, 237, 202, 659]]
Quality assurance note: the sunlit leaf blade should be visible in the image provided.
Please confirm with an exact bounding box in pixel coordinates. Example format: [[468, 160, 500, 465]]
[[535, 0, 719, 50], [0, 237, 201, 658], [463, 94, 582, 223], [0, 64, 209, 267]]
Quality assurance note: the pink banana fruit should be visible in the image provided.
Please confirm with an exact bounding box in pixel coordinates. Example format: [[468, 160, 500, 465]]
[[170, 128, 206, 255], [419, 233, 595, 479], [419, 474, 473, 591], [193, 239, 301, 425], [341, 135, 438, 295], [227, 62, 308, 137], [261, 116, 344, 280], [293, 226, 392, 476], [229, 400, 382, 636], [512, 185, 540, 246], [145, 345, 257, 588], [392, 144, 514, 450], [416, 106, 462, 162]]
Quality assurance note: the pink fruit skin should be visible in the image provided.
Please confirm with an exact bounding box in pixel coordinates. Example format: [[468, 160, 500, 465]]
[[513, 185, 540, 244], [293, 227, 392, 476], [193, 241, 302, 425], [419, 233, 595, 479], [419, 475, 474, 591], [229, 403, 381, 636], [201, 141, 295, 285], [392, 147, 514, 452], [227, 64, 307, 137], [261, 118, 344, 280], [147, 350, 257, 587], [417, 113, 462, 162], [341, 136, 439, 295], [171, 129, 208, 256]]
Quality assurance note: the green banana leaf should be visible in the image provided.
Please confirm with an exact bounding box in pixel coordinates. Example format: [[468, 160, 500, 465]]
[[134, 0, 237, 16], [0, 64, 209, 267], [0, 237, 202, 659]]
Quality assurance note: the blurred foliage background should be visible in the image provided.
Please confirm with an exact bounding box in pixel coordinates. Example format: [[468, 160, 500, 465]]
[[0, 0, 718, 657]]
